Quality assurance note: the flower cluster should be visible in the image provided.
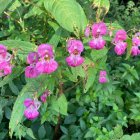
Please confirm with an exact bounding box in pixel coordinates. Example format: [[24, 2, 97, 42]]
[[113, 30, 127, 55], [66, 39, 84, 67], [88, 22, 107, 50], [25, 44, 58, 78], [131, 32, 140, 56], [99, 70, 107, 84], [24, 98, 41, 120], [0, 44, 12, 77]]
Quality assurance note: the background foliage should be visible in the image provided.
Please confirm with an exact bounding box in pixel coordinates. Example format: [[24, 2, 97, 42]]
[[0, 0, 140, 139]]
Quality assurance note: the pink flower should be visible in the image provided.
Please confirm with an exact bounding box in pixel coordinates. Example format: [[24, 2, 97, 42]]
[[25, 65, 40, 78], [40, 90, 51, 103], [36, 58, 58, 74], [0, 44, 7, 58], [84, 25, 91, 37], [99, 76, 107, 83], [24, 98, 34, 107], [67, 39, 84, 54], [113, 30, 127, 43], [24, 106, 39, 120], [0, 61, 12, 77], [99, 70, 107, 77], [66, 54, 84, 67], [131, 46, 140, 56], [92, 22, 107, 37], [99, 70, 107, 84], [37, 44, 54, 58], [89, 36, 106, 50], [114, 42, 127, 55], [24, 98, 41, 120], [27, 52, 39, 64], [132, 37, 140, 46]]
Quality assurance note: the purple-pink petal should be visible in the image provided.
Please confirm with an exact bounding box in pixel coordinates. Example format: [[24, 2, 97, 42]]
[[24, 106, 39, 120], [114, 42, 127, 55], [89, 36, 106, 50], [67, 39, 84, 54], [27, 52, 39, 64], [37, 44, 54, 58], [66, 54, 84, 67], [25, 65, 40, 78], [92, 22, 107, 37]]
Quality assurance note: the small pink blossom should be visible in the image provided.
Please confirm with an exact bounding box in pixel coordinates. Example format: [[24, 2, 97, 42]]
[[99, 76, 107, 83], [0, 44, 7, 58], [99, 70, 107, 84], [24, 106, 39, 120], [99, 70, 107, 77], [132, 37, 140, 46], [66, 54, 84, 67], [36, 59, 58, 74], [67, 39, 84, 54], [113, 30, 127, 43], [114, 42, 127, 55], [37, 44, 54, 58], [0, 61, 12, 77], [89, 36, 106, 50], [92, 22, 107, 37], [24, 98, 41, 120], [40, 90, 51, 103], [131, 46, 140, 56], [27, 52, 39, 64], [25, 65, 40, 78], [84, 25, 91, 37]]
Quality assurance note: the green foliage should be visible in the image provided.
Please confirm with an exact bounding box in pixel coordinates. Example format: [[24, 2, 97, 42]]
[[44, 0, 87, 35], [0, 0, 140, 140]]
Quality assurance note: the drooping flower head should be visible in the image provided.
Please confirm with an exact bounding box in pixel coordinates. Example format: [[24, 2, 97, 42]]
[[99, 70, 107, 84], [24, 98, 41, 120], [92, 22, 107, 37], [114, 41, 127, 55], [113, 30, 127, 43], [40, 90, 51, 103], [25, 43, 58, 77], [84, 25, 91, 37], [67, 39, 84, 55], [66, 39, 84, 67], [89, 36, 106, 50]]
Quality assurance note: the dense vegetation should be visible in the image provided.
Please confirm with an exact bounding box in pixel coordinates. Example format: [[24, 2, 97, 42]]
[[0, 0, 140, 140]]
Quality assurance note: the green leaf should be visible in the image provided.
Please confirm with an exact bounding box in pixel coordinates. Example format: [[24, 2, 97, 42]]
[[90, 47, 108, 62], [38, 125, 46, 139], [84, 67, 98, 93], [0, 0, 12, 15], [26, 128, 36, 139], [8, 0, 21, 12], [44, 0, 87, 34], [0, 40, 37, 60], [0, 66, 24, 87], [58, 94, 68, 115], [126, 38, 132, 60], [24, 0, 44, 19], [9, 75, 49, 138], [49, 27, 62, 48]]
